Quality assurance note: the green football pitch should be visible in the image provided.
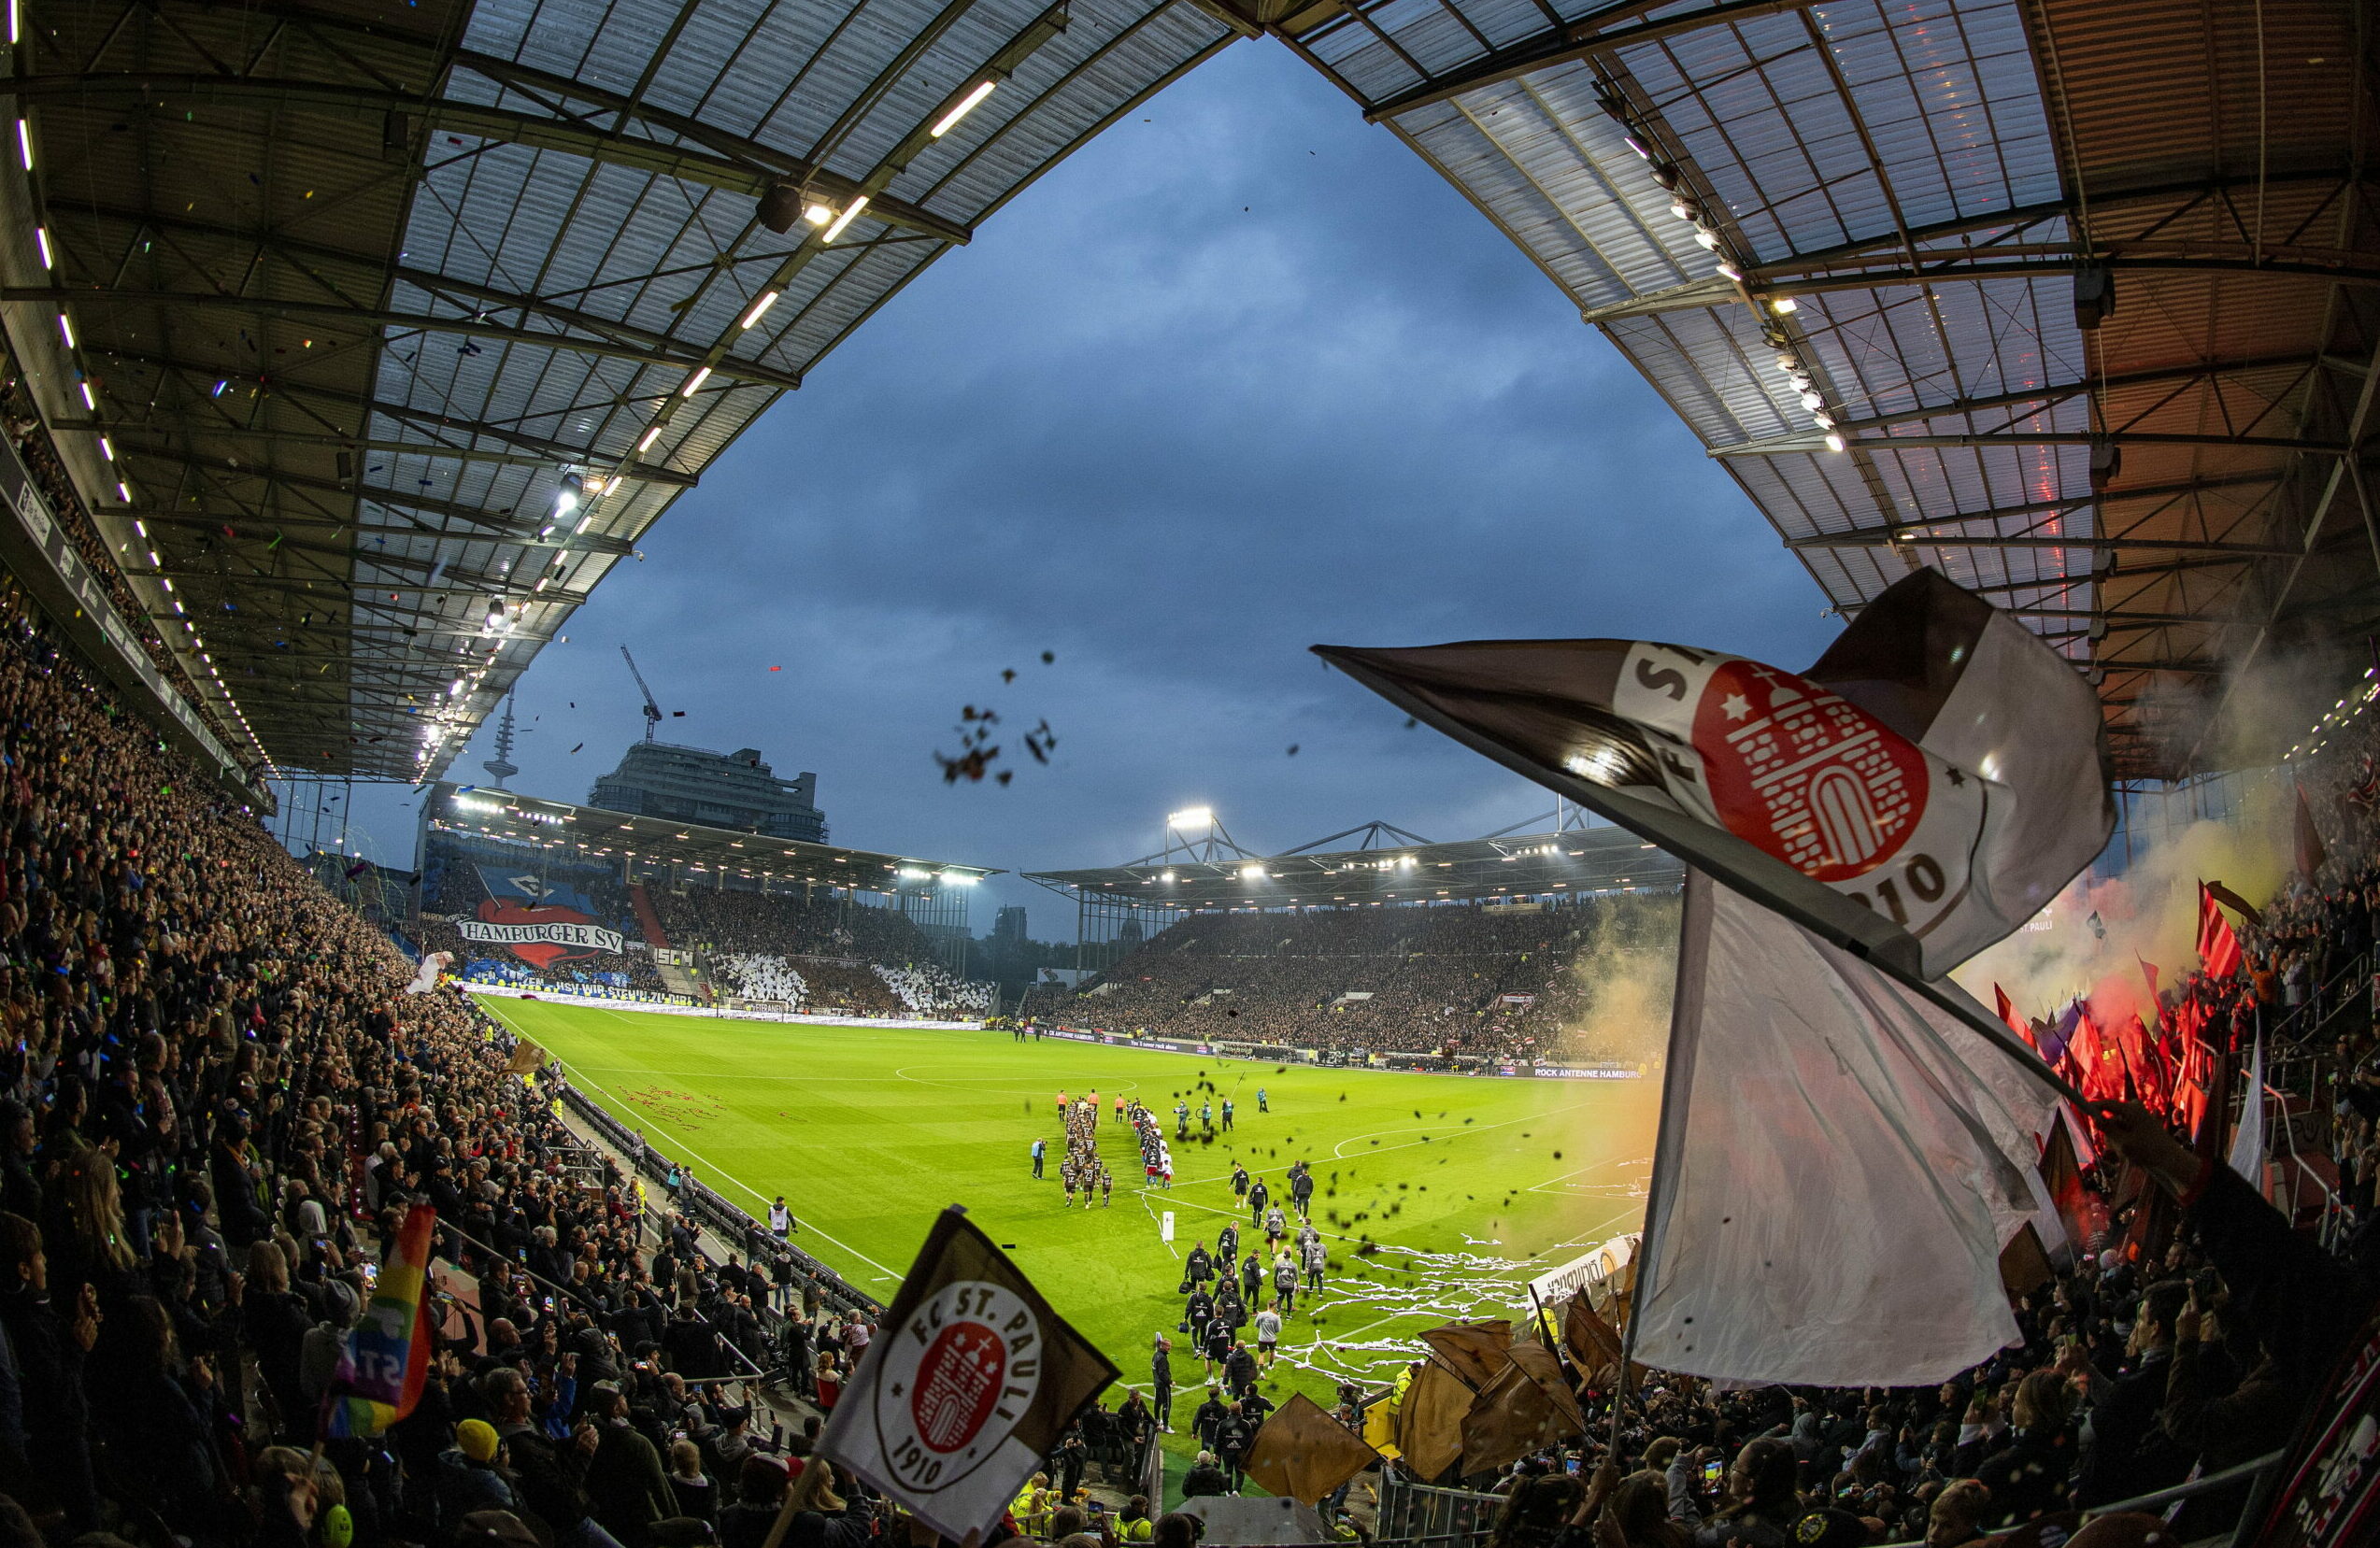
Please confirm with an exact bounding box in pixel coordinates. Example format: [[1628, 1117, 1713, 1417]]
[[479, 997, 1655, 1444]]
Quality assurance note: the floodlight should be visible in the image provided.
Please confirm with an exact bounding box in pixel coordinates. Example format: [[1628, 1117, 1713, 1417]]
[[1167, 806, 1213, 831], [1239, 863, 1264, 881], [822, 197, 869, 242], [931, 80, 998, 138]]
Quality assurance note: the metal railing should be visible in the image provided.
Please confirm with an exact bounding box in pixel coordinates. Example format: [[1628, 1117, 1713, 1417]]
[[1374, 1477, 1504, 1548]]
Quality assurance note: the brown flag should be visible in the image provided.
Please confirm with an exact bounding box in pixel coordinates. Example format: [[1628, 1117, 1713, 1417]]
[[819, 1208, 1118, 1541], [1420, 1319, 1512, 1389], [1460, 1343, 1585, 1476], [1561, 1292, 1639, 1390], [506, 1039, 547, 1076], [1393, 1359, 1472, 1484], [1243, 1394, 1380, 1506]]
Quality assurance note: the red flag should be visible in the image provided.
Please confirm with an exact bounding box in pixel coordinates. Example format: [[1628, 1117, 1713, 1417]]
[[1994, 985, 2032, 1048], [2204, 879, 2260, 922], [2137, 956, 2160, 1006], [2296, 784, 2330, 878], [2198, 884, 2243, 979]]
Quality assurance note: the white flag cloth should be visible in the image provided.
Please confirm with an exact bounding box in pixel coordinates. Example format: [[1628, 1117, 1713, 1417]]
[[1632, 873, 2059, 1387], [2228, 1033, 2267, 1185], [404, 951, 450, 995]]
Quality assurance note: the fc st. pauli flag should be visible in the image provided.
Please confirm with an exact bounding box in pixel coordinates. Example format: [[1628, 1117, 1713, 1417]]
[[329, 1202, 435, 1436], [1317, 568, 2112, 983], [819, 1207, 1117, 1542]]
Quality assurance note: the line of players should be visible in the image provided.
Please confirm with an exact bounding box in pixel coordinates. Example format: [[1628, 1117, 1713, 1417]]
[[1181, 1158, 1328, 1374]]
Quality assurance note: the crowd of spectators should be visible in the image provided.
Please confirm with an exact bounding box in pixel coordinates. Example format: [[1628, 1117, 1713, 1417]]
[[1021, 900, 1659, 1061], [0, 573, 907, 1548], [654, 890, 929, 969], [0, 359, 238, 760]]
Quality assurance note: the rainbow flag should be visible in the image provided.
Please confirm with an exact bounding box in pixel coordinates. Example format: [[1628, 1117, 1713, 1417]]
[[328, 1203, 435, 1437]]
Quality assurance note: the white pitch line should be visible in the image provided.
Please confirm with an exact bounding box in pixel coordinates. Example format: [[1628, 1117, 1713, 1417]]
[[492, 1005, 904, 1284]]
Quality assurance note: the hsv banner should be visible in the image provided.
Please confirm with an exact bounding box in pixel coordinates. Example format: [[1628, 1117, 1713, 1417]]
[[458, 917, 626, 954], [820, 1207, 1116, 1541]]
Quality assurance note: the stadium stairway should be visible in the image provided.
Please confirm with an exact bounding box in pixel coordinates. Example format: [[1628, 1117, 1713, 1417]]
[[629, 881, 711, 999]]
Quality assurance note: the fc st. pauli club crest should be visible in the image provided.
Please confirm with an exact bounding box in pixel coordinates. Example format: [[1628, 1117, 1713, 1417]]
[[1610, 642, 1989, 943], [874, 1280, 1042, 1494]]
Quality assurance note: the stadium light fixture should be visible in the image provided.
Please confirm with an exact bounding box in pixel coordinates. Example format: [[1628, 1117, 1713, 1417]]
[[822, 197, 869, 242], [78, 381, 93, 410], [55, 312, 73, 348], [637, 425, 663, 453], [1824, 432, 1846, 452], [931, 80, 998, 138], [1160, 871, 1176, 883], [679, 366, 711, 397], [16, 120, 29, 171], [740, 291, 780, 330], [98, 435, 112, 460], [1771, 296, 1798, 314], [1239, 863, 1264, 881], [1167, 806, 1213, 831], [34, 226, 50, 270]]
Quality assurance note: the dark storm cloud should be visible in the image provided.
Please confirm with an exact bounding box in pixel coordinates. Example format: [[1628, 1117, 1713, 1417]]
[[343, 44, 1837, 932]]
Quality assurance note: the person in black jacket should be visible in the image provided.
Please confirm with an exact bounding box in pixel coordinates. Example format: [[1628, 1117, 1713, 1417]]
[[1181, 1453, 1233, 1499], [1191, 1388, 1228, 1452], [1184, 1243, 1212, 1287], [0, 1212, 94, 1530], [1213, 1401, 1255, 1489], [1151, 1333, 1175, 1431], [2074, 1277, 2192, 1507]]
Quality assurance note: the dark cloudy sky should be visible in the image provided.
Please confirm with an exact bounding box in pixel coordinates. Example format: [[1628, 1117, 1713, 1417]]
[[331, 39, 1839, 940]]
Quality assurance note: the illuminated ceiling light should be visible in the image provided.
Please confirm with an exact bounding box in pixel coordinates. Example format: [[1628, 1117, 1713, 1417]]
[[33, 226, 50, 270], [637, 425, 663, 453], [78, 381, 93, 410], [7, 0, 16, 46], [679, 365, 711, 396], [116, 481, 131, 502], [55, 312, 73, 348], [804, 203, 834, 226], [1812, 412, 1835, 430], [14, 120, 29, 171], [739, 290, 780, 330], [822, 196, 869, 242], [1799, 391, 1825, 412], [1691, 226, 1720, 250], [931, 80, 998, 138], [1239, 863, 1264, 881], [1824, 432, 1846, 452], [98, 435, 112, 460], [1717, 261, 1743, 281], [1770, 296, 1798, 313]]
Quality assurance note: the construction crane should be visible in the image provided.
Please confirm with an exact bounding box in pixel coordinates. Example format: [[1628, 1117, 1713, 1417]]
[[620, 646, 666, 742]]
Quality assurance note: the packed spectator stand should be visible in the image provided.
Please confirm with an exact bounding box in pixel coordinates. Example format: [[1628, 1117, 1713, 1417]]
[[4, 514, 2377, 1548], [1021, 899, 1670, 1063]]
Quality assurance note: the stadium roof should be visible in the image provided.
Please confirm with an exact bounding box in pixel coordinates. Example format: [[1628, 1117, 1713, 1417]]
[[12, 0, 2375, 790], [1024, 820, 1685, 908], [7, 0, 1232, 782], [1236, 0, 2380, 779], [423, 779, 1001, 890]]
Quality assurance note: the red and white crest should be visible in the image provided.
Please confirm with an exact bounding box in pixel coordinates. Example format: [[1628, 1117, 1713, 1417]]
[[873, 1280, 1042, 1494]]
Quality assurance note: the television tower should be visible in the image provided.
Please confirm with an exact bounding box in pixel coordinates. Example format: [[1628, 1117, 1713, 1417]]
[[482, 696, 520, 788]]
